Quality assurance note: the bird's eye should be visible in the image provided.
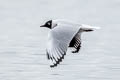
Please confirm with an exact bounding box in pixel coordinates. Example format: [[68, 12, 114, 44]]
[[47, 22, 50, 25]]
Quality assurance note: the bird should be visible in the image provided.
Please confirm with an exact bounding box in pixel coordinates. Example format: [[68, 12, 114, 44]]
[[40, 19, 100, 68]]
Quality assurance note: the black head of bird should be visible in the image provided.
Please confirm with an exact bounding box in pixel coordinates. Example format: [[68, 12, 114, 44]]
[[40, 20, 52, 29]]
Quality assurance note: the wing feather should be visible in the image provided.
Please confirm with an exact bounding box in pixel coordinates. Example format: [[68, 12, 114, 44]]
[[46, 25, 80, 67], [69, 33, 81, 53]]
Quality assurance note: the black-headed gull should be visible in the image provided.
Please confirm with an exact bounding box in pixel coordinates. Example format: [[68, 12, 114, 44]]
[[40, 19, 100, 67]]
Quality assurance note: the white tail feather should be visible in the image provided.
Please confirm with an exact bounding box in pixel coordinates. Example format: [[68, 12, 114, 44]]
[[81, 24, 100, 30]]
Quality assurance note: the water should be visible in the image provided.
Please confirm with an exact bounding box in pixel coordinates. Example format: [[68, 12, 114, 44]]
[[0, 0, 120, 80]]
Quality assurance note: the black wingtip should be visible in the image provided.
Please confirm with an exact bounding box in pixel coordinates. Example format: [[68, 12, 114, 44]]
[[49, 52, 66, 68], [50, 65, 54, 68], [50, 63, 58, 68]]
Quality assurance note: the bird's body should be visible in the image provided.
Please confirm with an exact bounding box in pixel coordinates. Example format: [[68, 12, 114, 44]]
[[40, 19, 100, 67]]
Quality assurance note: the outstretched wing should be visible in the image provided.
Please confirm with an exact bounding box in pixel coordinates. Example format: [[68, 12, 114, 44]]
[[46, 25, 80, 67], [69, 33, 81, 53]]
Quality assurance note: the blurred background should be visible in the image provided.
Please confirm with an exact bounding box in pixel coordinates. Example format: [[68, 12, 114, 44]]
[[0, 0, 120, 80]]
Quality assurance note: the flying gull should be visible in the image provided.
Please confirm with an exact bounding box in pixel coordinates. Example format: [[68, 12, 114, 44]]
[[40, 19, 100, 67]]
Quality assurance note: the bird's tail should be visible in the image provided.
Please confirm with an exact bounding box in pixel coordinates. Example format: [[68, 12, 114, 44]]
[[81, 24, 100, 32]]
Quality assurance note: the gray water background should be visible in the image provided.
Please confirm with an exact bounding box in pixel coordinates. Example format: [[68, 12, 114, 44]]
[[0, 0, 120, 80]]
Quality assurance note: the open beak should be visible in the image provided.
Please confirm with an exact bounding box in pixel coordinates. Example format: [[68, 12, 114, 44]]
[[40, 25, 45, 27]]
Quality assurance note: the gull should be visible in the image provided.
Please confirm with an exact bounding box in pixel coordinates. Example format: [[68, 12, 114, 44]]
[[40, 19, 100, 67]]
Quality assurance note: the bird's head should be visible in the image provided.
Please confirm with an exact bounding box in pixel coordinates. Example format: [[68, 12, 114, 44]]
[[40, 20, 57, 29]]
